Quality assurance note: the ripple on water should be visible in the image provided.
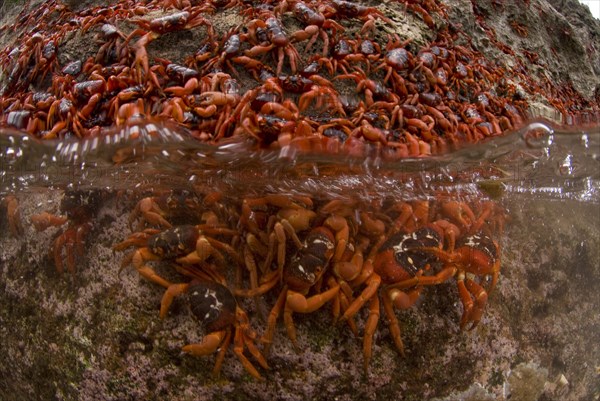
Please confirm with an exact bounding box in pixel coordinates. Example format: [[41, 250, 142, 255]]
[[0, 119, 599, 204]]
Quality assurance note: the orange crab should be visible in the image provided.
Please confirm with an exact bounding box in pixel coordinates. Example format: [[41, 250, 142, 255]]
[[127, 189, 224, 231], [160, 278, 269, 379], [341, 223, 459, 372], [114, 224, 241, 288], [246, 214, 351, 354], [126, 10, 214, 84], [240, 194, 317, 271], [30, 190, 105, 274], [416, 232, 501, 330], [1, 195, 23, 237]]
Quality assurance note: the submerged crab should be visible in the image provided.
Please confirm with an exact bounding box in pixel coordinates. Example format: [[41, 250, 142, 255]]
[[161, 279, 269, 379], [30, 189, 105, 274], [1, 195, 23, 237], [114, 224, 241, 288], [127, 189, 225, 231]]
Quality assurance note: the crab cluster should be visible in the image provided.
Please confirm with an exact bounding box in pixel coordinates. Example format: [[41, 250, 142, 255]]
[[0, 0, 597, 157], [109, 189, 505, 378]]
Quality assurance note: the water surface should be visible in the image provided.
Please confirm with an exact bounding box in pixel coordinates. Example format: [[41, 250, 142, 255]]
[[1, 120, 598, 206]]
